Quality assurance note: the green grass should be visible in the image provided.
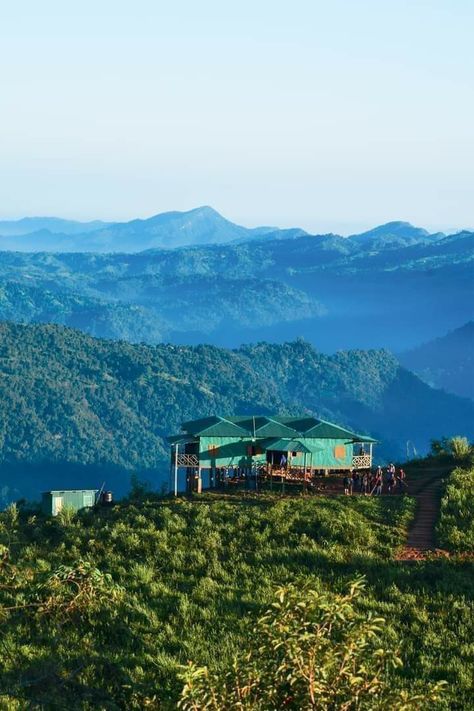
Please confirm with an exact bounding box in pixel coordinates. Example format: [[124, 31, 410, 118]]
[[0, 492, 472, 709], [437, 466, 474, 552]]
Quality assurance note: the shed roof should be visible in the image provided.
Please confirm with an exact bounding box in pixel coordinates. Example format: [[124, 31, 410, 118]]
[[179, 415, 377, 442], [42, 489, 99, 495], [167, 434, 198, 445], [181, 416, 249, 437]]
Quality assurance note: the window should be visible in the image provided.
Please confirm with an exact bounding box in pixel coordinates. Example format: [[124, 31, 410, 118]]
[[334, 445, 346, 459]]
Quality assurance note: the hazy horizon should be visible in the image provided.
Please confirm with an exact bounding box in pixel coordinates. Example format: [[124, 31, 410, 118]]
[[1, 1, 472, 234], [0, 206, 471, 237]]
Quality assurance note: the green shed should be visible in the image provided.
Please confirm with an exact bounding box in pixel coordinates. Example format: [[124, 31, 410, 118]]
[[41, 489, 98, 516], [168, 415, 377, 494]]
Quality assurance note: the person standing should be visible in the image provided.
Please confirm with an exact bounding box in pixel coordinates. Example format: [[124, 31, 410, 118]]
[[343, 475, 351, 495], [375, 471, 383, 495], [387, 468, 394, 494], [362, 472, 369, 495], [352, 470, 359, 493], [398, 468, 406, 491]]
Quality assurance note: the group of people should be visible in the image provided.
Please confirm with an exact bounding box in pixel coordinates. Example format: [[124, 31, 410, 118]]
[[343, 464, 406, 496]]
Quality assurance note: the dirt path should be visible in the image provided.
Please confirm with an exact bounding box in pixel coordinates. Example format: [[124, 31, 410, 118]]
[[397, 467, 448, 561]]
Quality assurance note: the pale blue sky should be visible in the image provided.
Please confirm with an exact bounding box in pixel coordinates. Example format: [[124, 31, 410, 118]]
[[0, 0, 472, 233]]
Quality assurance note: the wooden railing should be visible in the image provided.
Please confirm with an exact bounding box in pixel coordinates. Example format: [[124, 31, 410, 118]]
[[351, 455, 372, 469], [177, 454, 199, 467]]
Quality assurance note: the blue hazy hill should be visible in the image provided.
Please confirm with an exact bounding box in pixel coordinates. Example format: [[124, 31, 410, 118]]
[[348, 220, 444, 248], [400, 322, 474, 400], [0, 207, 445, 253], [0, 224, 472, 357], [0, 206, 301, 252], [0, 216, 113, 237]]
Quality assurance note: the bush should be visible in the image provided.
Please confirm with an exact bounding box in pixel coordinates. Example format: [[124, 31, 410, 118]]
[[438, 467, 474, 552], [179, 578, 445, 710], [449, 436, 472, 462]]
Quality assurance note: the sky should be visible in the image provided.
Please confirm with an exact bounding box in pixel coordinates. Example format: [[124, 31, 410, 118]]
[[0, 0, 472, 234]]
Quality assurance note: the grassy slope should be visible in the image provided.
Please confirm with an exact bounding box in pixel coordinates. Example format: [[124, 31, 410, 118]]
[[1, 492, 473, 709], [437, 466, 474, 552]]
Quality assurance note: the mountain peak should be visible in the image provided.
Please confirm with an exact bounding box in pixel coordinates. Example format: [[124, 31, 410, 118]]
[[348, 221, 440, 248]]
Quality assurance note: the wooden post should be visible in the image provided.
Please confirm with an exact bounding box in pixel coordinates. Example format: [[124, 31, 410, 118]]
[[283, 451, 289, 495], [174, 444, 178, 497], [197, 466, 202, 494]]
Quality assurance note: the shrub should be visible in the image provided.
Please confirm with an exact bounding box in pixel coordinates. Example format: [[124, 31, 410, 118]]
[[449, 436, 472, 462], [179, 578, 445, 710], [438, 467, 474, 552]]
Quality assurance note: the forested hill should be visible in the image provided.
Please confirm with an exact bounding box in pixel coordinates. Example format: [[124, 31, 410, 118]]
[[1, 322, 473, 504], [400, 321, 474, 400]]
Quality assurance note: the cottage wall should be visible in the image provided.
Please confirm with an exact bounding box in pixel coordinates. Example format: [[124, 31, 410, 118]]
[[199, 436, 258, 468], [197, 436, 354, 469]]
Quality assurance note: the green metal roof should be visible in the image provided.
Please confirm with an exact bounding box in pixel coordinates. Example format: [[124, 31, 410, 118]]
[[259, 438, 324, 454], [179, 415, 376, 442], [230, 416, 300, 438], [167, 434, 198, 445], [181, 416, 250, 437], [43, 489, 98, 494]]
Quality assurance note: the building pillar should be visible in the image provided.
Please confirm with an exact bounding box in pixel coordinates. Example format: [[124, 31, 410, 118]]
[[173, 444, 179, 496]]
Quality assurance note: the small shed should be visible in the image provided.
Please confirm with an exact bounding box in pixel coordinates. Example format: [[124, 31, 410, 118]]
[[41, 489, 98, 516]]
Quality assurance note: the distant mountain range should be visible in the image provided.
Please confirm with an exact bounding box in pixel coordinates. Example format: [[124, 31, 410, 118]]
[[0, 207, 303, 252], [0, 221, 472, 354], [0, 216, 114, 238], [400, 322, 474, 400], [0, 206, 454, 252], [1, 322, 472, 504]]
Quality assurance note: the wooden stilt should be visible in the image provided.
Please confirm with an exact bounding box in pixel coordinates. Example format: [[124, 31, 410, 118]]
[[303, 451, 307, 494], [174, 444, 178, 497]]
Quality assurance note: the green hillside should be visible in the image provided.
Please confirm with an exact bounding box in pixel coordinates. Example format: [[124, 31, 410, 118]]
[[0, 489, 471, 709], [1, 322, 473, 504], [400, 322, 474, 400]]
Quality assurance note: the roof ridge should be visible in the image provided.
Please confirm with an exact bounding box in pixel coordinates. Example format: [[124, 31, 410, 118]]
[[217, 415, 251, 434], [261, 415, 301, 435]]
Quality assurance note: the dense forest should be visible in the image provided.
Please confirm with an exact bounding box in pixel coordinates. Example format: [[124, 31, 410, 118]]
[[401, 322, 474, 400], [1, 321, 473, 504]]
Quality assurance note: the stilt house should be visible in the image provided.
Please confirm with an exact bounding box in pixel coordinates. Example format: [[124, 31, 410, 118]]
[[168, 415, 376, 494]]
